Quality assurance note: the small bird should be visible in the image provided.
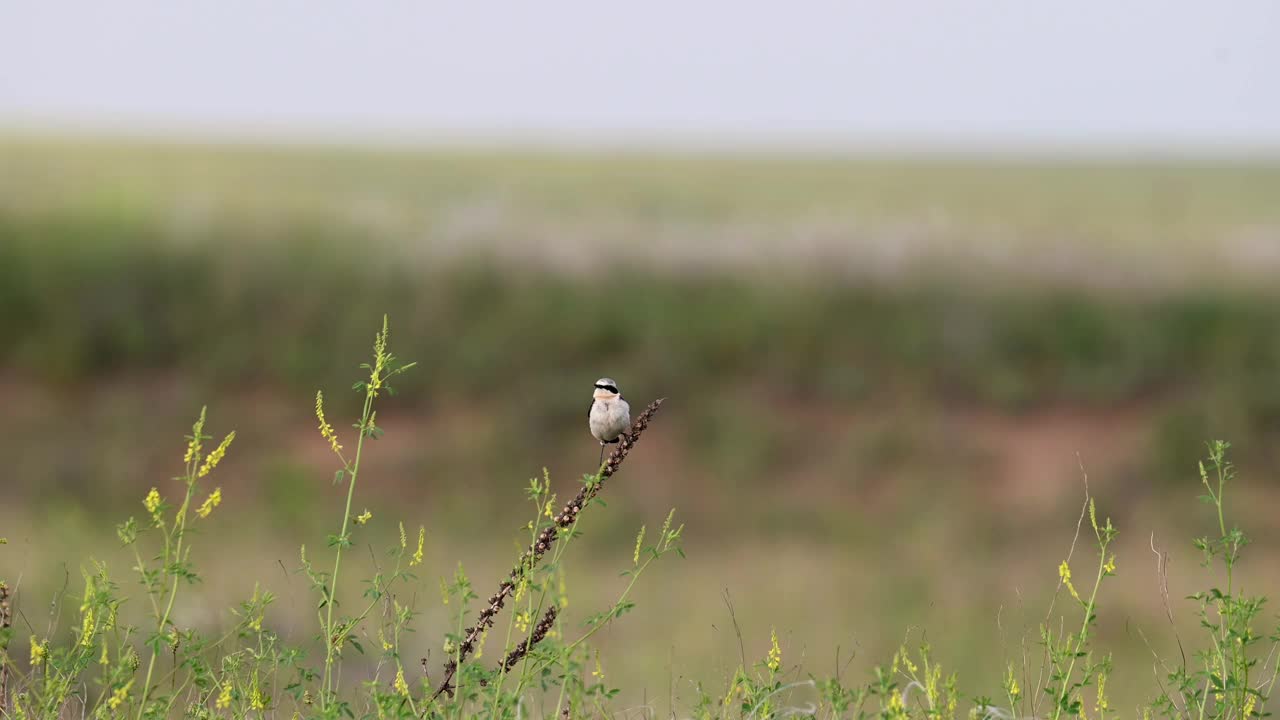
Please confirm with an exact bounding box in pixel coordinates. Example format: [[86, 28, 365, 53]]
[[589, 377, 631, 465]]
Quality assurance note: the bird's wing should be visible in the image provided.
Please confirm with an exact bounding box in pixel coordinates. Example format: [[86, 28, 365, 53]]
[[587, 401, 594, 421]]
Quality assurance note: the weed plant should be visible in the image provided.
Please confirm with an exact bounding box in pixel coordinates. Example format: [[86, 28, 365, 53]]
[[0, 318, 1276, 719]]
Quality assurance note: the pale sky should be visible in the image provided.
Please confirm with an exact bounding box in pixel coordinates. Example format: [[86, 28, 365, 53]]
[[2, 1, 1277, 150]]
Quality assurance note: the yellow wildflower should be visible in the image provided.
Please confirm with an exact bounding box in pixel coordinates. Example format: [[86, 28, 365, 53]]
[[633, 525, 646, 565], [1245, 693, 1257, 718], [144, 488, 162, 516], [108, 680, 134, 710], [184, 407, 206, 464], [198, 431, 235, 478], [379, 628, 393, 652], [370, 317, 389, 394], [888, 691, 907, 718], [1103, 554, 1116, 575], [315, 391, 343, 454], [1096, 674, 1109, 713], [1059, 561, 1081, 602], [197, 487, 222, 518], [81, 610, 96, 647], [100, 641, 110, 666], [216, 684, 232, 709], [250, 686, 266, 711], [394, 667, 409, 697], [411, 526, 424, 566], [767, 628, 782, 673], [1005, 664, 1021, 700], [901, 649, 918, 675], [398, 522, 407, 550], [592, 651, 604, 680], [516, 610, 531, 634], [29, 636, 46, 666], [354, 509, 372, 525]]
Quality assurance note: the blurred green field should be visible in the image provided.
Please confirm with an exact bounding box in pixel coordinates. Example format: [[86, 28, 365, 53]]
[[2, 135, 1280, 712]]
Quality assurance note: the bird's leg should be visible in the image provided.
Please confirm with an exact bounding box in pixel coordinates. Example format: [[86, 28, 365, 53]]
[[599, 442, 606, 465]]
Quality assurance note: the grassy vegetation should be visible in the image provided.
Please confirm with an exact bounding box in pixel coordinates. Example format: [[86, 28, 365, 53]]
[[1, 318, 1278, 718], [4, 206, 1280, 485], [3, 136, 1280, 716]]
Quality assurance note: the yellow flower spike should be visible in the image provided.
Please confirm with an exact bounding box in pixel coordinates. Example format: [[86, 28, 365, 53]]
[[196, 487, 222, 519], [1058, 561, 1081, 601], [198, 431, 235, 478], [250, 686, 266, 711], [398, 522, 407, 550], [394, 667, 409, 697], [107, 679, 134, 710], [81, 611, 96, 647], [184, 406, 206, 465], [1005, 664, 1021, 699], [379, 628, 393, 652], [315, 391, 343, 455], [1103, 554, 1117, 575], [144, 488, 162, 515], [354, 509, 372, 525], [216, 684, 232, 710], [29, 636, 46, 666], [367, 318, 391, 396], [100, 641, 110, 666], [767, 628, 782, 673], [476, 627, 489, 658], [438, 577, 450, 605], [633, 525, 646, 566], [411, 526, 425, 566]]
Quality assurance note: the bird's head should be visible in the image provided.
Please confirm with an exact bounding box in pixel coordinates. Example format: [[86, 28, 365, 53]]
[[593, 377, 621, 400]]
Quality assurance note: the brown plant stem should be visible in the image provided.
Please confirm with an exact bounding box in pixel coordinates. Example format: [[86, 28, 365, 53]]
[[430, 398, 665, 700], [499, 606, 559, 672], [0, 581, 10, 714]]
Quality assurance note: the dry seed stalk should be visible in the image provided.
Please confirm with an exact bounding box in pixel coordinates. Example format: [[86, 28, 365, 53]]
[[431, 398, 665, 700], [0, 582, 10, 714], [499, 606, 558, 672]]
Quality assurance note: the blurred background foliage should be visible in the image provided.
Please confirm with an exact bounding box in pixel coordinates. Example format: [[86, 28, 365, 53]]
[[2, 135, 1280, 709]]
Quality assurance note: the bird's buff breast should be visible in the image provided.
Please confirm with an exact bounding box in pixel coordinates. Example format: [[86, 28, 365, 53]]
[[589, 399, 629, 440]]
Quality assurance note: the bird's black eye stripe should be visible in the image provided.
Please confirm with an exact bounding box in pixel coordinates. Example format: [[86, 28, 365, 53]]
[[595, 384, 619, 393]]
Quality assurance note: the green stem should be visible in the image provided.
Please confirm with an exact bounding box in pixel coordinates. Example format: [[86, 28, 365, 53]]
[[136, 474, 198, 720], [1051, 548, 1107, 720], [321, 390, 375, 709]]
